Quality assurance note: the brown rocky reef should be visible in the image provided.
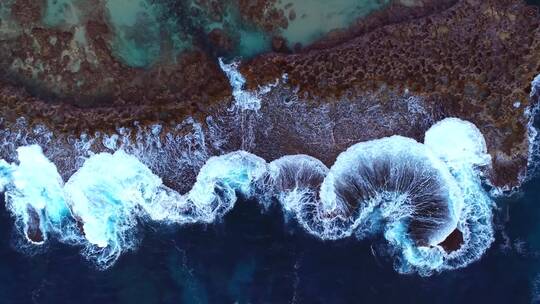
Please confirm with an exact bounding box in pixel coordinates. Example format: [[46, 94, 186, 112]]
[[0, 0, 231, 132], [0, 0, 539, 190], [242, 0, 540, 189]]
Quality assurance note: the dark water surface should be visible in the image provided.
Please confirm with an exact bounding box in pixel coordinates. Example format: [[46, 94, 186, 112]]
[[0, 175, 539, 304], [1, 1, 539, 303]]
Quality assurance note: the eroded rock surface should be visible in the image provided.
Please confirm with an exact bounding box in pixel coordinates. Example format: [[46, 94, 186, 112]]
[[242, 0, 540, 188], [0, 0, 538, 190]]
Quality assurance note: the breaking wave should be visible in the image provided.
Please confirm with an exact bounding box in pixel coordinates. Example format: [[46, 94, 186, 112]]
[[526, 74, 540, 181], [0, 117, 494, 275]]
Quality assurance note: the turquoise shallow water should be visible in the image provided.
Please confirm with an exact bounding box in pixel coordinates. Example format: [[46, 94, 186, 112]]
[[38, 0, 390, 67], [278, 0, 390, 46]]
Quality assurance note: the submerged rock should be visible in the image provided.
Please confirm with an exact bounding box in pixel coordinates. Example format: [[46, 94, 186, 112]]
[[438, 228, 464, 253]]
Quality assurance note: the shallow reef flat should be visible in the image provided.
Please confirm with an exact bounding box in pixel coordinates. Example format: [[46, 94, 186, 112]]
[[0, 0, 538, 189], [241, 0, 540, 189]]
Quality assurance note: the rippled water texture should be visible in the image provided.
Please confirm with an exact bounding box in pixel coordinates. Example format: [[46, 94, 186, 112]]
[[0, 175, 539, 303], [1, 1, 540, 303], [30, 0, 391, 66]]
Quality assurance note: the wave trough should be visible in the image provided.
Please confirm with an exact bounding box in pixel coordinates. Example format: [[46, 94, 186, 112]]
[[0, 118, 494, 275]]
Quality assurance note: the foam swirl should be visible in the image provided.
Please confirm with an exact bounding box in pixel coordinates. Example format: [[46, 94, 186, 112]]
[[0, 118, 494, 275]]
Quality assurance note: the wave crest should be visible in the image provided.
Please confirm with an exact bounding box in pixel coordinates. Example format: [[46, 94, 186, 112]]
[[0, 118, 494, 275]]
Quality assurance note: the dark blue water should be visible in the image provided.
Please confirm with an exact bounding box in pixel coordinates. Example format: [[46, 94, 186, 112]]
[[1, 0, 538, 302], [0, 175, 539, 304]]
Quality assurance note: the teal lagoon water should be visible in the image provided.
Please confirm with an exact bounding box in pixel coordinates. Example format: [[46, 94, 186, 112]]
[[37, 0, 390, 67]]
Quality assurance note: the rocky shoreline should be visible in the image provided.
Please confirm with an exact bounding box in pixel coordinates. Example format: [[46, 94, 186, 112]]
[[0, 0, 539, 190]]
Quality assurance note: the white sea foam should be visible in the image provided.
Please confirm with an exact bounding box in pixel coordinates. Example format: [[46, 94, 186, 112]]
[[425, 118, 491, 167], [0, 145, 75, 245], [218, 58, 285, 112], [532, 74, 540, 100], [525, 74, 540, 180], [0, 118, 495, 275], [219, 58, 262, 111], [63, 150, 166, 266]]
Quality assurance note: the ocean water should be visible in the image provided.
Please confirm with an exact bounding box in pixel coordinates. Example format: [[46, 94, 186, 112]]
[[0, 177, 538, 304], [36, 0, 389, 66], [0, 60, 537, 304], [278, 0, 390, 46], [1, 1, 540, 303], [0, 111, 537, 303]]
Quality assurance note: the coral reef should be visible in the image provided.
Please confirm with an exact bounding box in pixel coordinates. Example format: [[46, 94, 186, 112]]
[[0, 0, 538, 190], [242, 0, 540, 188]]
